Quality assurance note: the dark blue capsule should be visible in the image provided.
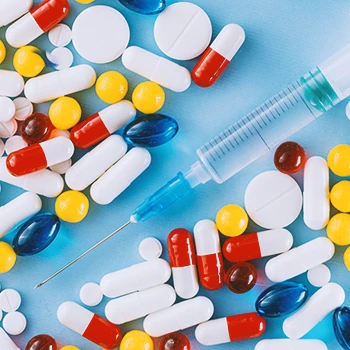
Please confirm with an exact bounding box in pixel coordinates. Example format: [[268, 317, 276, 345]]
[[334, 307, 350, 350], [123, 114, 179, 147], [255, 282, 308, 318], [118, 0, 166, 14], [12, 213, 60, 256]]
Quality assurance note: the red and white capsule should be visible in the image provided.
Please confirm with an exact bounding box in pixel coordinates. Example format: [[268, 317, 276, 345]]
[[194, 219, 224, 290], [192, 24, 245, 87], [167, 228, 199, 299], [6, 136, 74, 176], [223, 229, 293, 263]]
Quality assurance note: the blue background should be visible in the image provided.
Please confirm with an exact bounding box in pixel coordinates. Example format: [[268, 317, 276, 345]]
[[1, 0, 350, 348]]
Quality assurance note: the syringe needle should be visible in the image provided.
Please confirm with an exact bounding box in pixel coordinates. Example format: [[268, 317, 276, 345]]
[[34, 220, 132, 289]]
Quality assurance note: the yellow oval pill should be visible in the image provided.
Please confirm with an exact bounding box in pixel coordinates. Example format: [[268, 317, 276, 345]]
[[344, 246, 350, 271], [132, 82, 165, 114], [330, 180, 350, 213], [55, 191, 89, 223], [328, 144, 350, 177], [216, 204, 249, 237], [327, 213, 350, 246], [13, 46, 45, 78], [0, 40, 6, 65], [120, 330, 153, 350], [96, 71, 128, 104], [49, 97, 82, 130], [0, 242, 16, 273]]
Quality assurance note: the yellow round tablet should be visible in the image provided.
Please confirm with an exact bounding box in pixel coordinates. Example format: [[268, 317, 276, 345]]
[[55, 191, 89, 223], [132, 82, 165, 114], [328, 144, 350, 177], [0, 242, 16, 273], [0, 40, 6, 65], [327, 213, 350, 246], [13, 46, 45, 78], [216, 204, 249, 237], [49, 97, 82, 130], [344, 246, 350, 271], [331, 180, 350, 213], [120, 330, 153, 350], [96, 71, 128, 104], [60, 347, 80, 350], [75, 0, 95, 3]]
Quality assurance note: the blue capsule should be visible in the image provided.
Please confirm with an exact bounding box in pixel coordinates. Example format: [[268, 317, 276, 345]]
[[118, 0, 166, 15], [255, 282, 308, 318], [12, 213, 60, 256], [123, 114, 179, 147], [334, 307, 350, 350]]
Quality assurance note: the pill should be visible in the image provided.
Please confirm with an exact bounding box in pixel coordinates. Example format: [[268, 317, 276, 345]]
[[49, 97, 81, 130], [265, 237, 334, 282], [122, 46, 191, 92], [333, 306, 350, 350], [0, 157, 64, 198], [0, 97, 15, 123], [119, 0, 165, 14], [70, 100, 136, 149], [55, 191, 89, 223], [159, 333, 190, 350], [50, 159, 72, 174], [167, 228, 199, 299], [0, 289, 21, 312], [0, 70, 24, 98], [0, 140, 4, 157], [25, 65, 96, 103], [194, 219, 224, 290], [60, 347, 79, 350], [100, 258, 171, 298], [91, 148, 151, 205], [0, 40, 6, 64], [139, 237, 163, 261], [216, 204, 248, 237], [57, 301, 122, 349], [13, 98, 33, 121], [46, 47, 74, 70], [327, 213, 350, 246], [80, 282, 103, 307], [344, 246, 350, 270], [0, 327, 20, 350], [328, 144, 350, 176], [13, 46, 45, 78], [143, 296, 214, 337], [223, 229, 293, 262], [20, 113, 54, 145], [226, 262, 257, 294], [245, 170, 303, 229], [347, 102, 350, 120], [25, 335, 58, 350], [192, 24, 245, 87], [6, 0, 70, 48], [5, 136, 28, 155], [49, 23, 72, 47], [307, 264, 331, 287], [72, 6, 129, 64], [283, 283, 345, 339], [50, 129, 70, 139], [0, 192, 42, 238], [95, 71, 128, 104], [0, 243, 17, 273], [331, 180, 350, 212], [120, 331, 153, 350], [0, 310, 2, 322], [0, 0, 33, 28], [132, 82, 165, 114], [0, 119, 18, 138], [274, 141, 306, 175], [3, 312, 27, 335], [154, 2, 212, 61], [105, 284, 176, 325], [255, 339, 328, 350]]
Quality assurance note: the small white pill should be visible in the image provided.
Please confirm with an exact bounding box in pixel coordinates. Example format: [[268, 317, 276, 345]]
[[0, 309, 3, 322], [0, 289, 21, 313], [80, 282, 103, 307], [47, 48, 74, 71], [49, 24, 72, 47], [0, 97, 15, 123], [50, 129, 70, 139], [50, 159, 72, 175], [307, 264, 331, 287], [0, 140, 4, 157], [3, 312, 27, 335], [139, 237, 163, 261], [346, 101, 350, 120], [13, 97, 33, 121], [0, 119, 18, 138], [5, 136, 27, 155]]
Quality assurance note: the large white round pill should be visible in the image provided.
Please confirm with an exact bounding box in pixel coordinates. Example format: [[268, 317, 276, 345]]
[[50, 159, 72, 175], [0, 289, 21, 313], [72, 6, 130, 64], [0, 140, 4, 157], [13, 97, 33, 121], [0, 97, 15, 123], [307, 264, 331, 287], [80, 282, 103, 307], [139, 237, 163, 261], [0, 119, 18, 138], [154, 2, 212, 60], [3, 311, 27, 335], [245, 171, 302, 229], [5, 136, 27, 155], [49, 24, 72, 47]]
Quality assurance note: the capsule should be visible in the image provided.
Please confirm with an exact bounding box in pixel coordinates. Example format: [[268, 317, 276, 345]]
[[0, 0, 33, 27], [223, 229, 293, 262], [105, 284, 176, 325], [167, 228, 199, 299], [143, 296, 214, 337], [6, 0, 70, 48], [6, 137, 74, 177], [70, 101, 136, 149], [100, 258, 171, 298], [193, 219, 224, 290], [192, 24, 245, 87], [195, 312, 266, 346], [255, 339, 328, 350], [0, 328, 19, 350], [265, 237, 335, 282], [57, 301, 122, 349], [0, 70, 24, 98]]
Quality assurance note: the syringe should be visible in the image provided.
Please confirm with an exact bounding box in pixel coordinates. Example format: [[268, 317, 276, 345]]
[[36, 44, 350, 288]]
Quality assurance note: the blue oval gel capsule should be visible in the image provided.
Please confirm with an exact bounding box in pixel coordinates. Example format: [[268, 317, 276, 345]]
[[334, 307, 350, 350], [123, 114, 179, 147], [13, 213, 61, 256], [118, 0, 166, 15], [255, 281, 308, 318]]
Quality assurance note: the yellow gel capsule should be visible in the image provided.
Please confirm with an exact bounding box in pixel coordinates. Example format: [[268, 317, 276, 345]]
[[49, 97, 82, 130], [55, 191, 89, 223], [120, 330, 154, 350], [0, 242, 16, 273], [132, 82, 165, 114], [344, 246, 350, 271], [60, 347, 80, 350], [216, 204, 249, 237], [0, 40, 6, 65], [96, 71, 128, 104], [327, 213, 350, 246], [328, 144, 350, 177], [13, 46, 45, 78], [330, 180, 350, 213]]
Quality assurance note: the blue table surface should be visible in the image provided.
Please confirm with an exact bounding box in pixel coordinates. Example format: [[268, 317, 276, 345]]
[[1, 0, 350, 349]]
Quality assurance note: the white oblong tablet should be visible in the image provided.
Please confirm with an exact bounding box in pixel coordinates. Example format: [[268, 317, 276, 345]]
[[72, 6, 130, 64], [0, 140, 4, 157], [46, 47, 74, 71], [0, 327, 20, 350], [13, 97, 33, 121], [307, 264, 331, 287], [154, 2, 212, 60], [5, 136, 27, 155], [0, 97, 16, 123], [0, 119, 18, 138], [50, 159, 72, 175], [3, 312, 27, 335], [0, 289, 21, 312], [245, 170, 303, 229], [0, 70, 24, 98], [48, 23, 72, 47], [255, 339, 328, 350], [139, 237, 163, 260], [80, 282, 103, 307]]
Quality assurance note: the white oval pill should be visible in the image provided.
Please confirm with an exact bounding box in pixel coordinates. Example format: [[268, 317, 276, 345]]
[[80, 282, 103, 307], [46, 47, 74, 71], [13, 97, 33, 121], [0, 97, 15, 123], [0, 289, 21, 312], [5, 136, 27, 155], [50, 159, 72, 175], [0, 140, 4, 157], [48, 23, 72, 47], [307, 264, 331, 287], [139, 237, 163, 261], [3, 311, 27, 335]]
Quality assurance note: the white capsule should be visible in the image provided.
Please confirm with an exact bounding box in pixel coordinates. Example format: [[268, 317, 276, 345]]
[[283, 283, 345, 339], [0, 0, 33, 27], [24, 65, 96, 103], [0, 119, 18, 138], [0, 97, 15, 123], [143, 296, 214, 337], [100, 258, 171, 298], [50, 159, 72, 175], [265, 237, 335, 282], [0, 70, 24, 98], [105, 284, 176, 325], [255, 339, 328, 350], [66, 135, 127, 191], [13, 97, 33, 121], [5, 136, 28, 155], [91, 147, 151, 205], [0, 328, 20, 350], [0, 192, 42, 238]]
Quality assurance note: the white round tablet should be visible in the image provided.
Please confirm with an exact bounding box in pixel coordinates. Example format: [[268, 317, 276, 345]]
[[50, 159, 72, 174], [80, 282, 103, 307], [13, 97, 33, 121], [0, 309, 3, 322], [49, 24, 72, 47], [0, 139, 4, 157], [0, 289, 21, 313], [46, 47, 74, 71], [50, 129, 70, 139], [3, 311, 27, 335], [72, 6, 130, 64], [0, 119, 18, 139], [5, 136, 27, 155], [307, 264, 331, 287], [154, 2, 212, 60], [0, 97, 15, 123], [139, 237, 163, 261], [244, 171, 302, 229]]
